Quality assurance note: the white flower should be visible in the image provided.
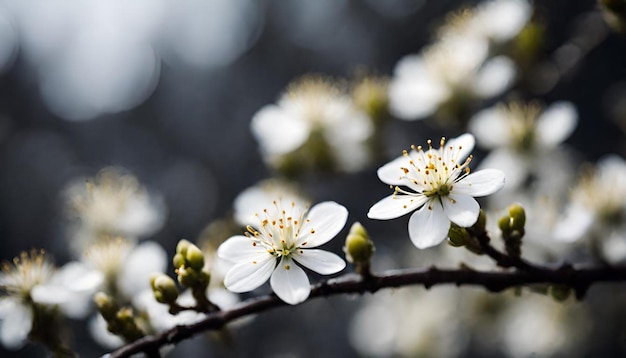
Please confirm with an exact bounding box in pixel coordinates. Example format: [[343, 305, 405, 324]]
[[251, 76, 374, 172], [469, 0, 532, 43], [389, 35, 515, 120], [367, 134, 505, 249], [469, 101, 577, 191], [233, 179, 309, 227], [218, 200, 348, 305], [554, 156, 626, 244], [65, 167, 166, 253], [0, 251, 75, 350]]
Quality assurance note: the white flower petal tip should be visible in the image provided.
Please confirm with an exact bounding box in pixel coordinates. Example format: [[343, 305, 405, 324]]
[[536, 101, 578, 148], [271, 258, 311, 305], [218, 198, 347, 304], [368, 134, 502, 249]]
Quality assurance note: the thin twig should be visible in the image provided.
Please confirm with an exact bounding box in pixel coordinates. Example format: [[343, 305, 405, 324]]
[[109, 264, 626, 358]]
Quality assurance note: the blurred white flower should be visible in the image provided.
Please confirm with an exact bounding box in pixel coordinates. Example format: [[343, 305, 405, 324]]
[[218, 200, 347, 305], [349, 287, 460, 358], [233, 179, 309, 227], [251, 76, 374, 173], [469, 0, 532, 43], [368, 134, 505, 249], [554, 156, 626, 250], [0, 251, 79, 350], [388, 5, 521, 121], [64, 167, 166, 254], [470, 101, 577, 192]]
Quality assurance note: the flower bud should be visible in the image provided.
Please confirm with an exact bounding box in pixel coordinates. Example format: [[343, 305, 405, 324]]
[[185, 244, 205, 270], [173, 253, 186, 269], [448, 225, 470, 247], [498, 215, 512, 236], [94, 292, 117, 320], [344, 222, 374, 264], [549, 284, 572, 302], [508, 203, 526, 232], [176, 239, 192, 256], [177, 267, 199, 287], [153, 274, 179, 304]]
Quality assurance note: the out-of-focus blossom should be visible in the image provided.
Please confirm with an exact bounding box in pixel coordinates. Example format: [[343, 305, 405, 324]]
[[349, 287, 460, 358], [0, 251, 78, 350], [64, 167, 166, 254], [389, 1, 530, 121], [232, 179, 309, 227], [498, 295, 585, 357], [251, 76, 375, 174], [218, 200, 347, 305], [470, 101, 578, 190], [72, 238, 167, 348], [368, 134, 505, 249], [554, 156, 626, 255]]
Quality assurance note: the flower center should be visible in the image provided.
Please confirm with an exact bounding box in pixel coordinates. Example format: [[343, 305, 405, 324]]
[[245, 199, 309, 259]]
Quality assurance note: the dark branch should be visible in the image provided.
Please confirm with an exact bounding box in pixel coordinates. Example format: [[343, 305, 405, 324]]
[[109, 264, 626, 358]]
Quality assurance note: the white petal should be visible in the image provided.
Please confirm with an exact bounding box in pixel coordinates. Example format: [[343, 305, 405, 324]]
[[447, 133, 476, 162], [251, 104, 310, 155], [270, 257, 310, 305], [535, 101, 577, 148], [408, 202, 450, 249], [224, 254, 275, 293], [0, 301, 32, 350], [119, 241, 167, 297], [297, 201, 348, 248], [553, 205, 594, 243], [442, 194, 480, 227], [89, 315, 124, 349], [454, 169, 506, 197], [388, 55, 448, 120], [31, 284, 73, 305], [217, 235, 268, 263], [468, 107, 512, 149], [55, 261, 104, 293], [376, 155, 412, 185], [477, 150, 527, 190], [473, 56, 516, 99], [367, 194, 428, 220], [474, 0, 532, 42], [293, 249, 346, 275]]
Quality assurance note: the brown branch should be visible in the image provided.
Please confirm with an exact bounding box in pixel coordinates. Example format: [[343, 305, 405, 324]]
[[109, 264, 626, 358]]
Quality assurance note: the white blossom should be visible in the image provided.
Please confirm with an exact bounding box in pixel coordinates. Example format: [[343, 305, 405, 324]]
[[218, 200, 347, 305], [64, 167, 166, 254], [251, 76, 374, 172], [368, 134, 505, 249], [554, 156, 626, 250], [469, 101, 578, 190]]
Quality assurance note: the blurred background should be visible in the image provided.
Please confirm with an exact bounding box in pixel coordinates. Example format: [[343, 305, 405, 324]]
[[0, 0, 626, 357]]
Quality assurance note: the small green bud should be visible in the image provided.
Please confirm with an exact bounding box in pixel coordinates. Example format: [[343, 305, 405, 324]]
[[468, 209, 487, 236], [549, 285, 572, 302], [508, 203, 526, 232], [498, 215, 512, 236], [185, 244, 205, 270], [176, 239, 192, 256], [94, 292, 117, 320], [448, 225, 470, 247], [153, 275, 179, 304], [173, 253, 186, 269], [177, 267, 199, 287], [344, 222, 374, 264]]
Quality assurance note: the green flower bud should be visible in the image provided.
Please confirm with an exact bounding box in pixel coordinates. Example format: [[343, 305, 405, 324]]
[[343, 222, 374, 264], [549, 285, 572, 302], [185, 244, 205, 270], [94, 292, 117, 320], [498, 215, 512, 236], [153, 275, 179, 304], [448, 225, 470, 247], [173, 253, 186, 269], [177, 267, 199, 287], [508, 203, 526, 232], [176, 239, 192, 256]]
